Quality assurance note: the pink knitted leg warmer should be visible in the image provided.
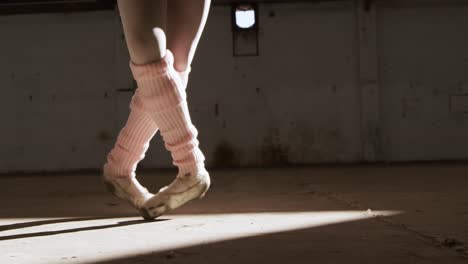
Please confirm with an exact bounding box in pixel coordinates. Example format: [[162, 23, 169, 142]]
[[104, 66, 191, 179], [104, 92, 157, 178], [129, 50, 205, 178], [130, 50, 205, 177]]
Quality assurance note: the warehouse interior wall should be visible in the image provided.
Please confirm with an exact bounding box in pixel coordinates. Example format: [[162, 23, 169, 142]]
[[0, 0, 467, 173]]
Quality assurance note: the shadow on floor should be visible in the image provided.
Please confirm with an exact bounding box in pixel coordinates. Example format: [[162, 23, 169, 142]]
[[0, 218, 168, 241], [0, 216, 120, 232]]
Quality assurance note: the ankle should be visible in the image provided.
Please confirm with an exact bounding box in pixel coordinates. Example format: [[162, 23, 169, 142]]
[[177, 162, 207, 178], [103, 162, 136, 179]]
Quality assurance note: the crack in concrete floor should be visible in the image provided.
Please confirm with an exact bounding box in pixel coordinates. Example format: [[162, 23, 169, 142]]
[[308, 185, 468, 259]]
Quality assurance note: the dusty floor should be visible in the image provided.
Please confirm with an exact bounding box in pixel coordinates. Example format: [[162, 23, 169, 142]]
[[1, 163, 468, 264]]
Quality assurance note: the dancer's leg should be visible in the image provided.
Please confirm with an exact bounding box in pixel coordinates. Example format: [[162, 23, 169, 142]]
[[104, 0, 167, 180], [102, 1, 167, 218], [167, 0, 211, 72], [117, 0, 167, 64], [131, 1, 213, 217], [105, 0, 212, 219], [132, 43, 210, 219], [107, 0, 203, 179]]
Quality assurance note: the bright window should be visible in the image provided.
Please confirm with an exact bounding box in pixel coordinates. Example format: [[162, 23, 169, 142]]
[[235, 5, 256, 29]]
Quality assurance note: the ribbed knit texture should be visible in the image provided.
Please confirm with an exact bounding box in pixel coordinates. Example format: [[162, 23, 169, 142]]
[[104, 59, 192, 179], [104, 93, 157, 178], [130, 50, 205, 178]]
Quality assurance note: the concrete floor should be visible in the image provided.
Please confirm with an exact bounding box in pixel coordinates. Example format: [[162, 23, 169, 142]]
[[1, 163, 468, 264]]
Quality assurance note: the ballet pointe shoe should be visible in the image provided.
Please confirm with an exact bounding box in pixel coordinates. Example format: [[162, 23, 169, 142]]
[[142, 169, 211, 219], [102, 164, 155, 220]]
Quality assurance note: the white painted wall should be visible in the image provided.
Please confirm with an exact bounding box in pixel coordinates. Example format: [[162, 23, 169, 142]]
[[0, 1, 467, 173]]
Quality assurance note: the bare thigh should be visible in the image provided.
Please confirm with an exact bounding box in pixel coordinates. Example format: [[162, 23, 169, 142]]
[[167, 0, 211, 71], [117, 0, 167, 65], [117, 0, 211, 70]]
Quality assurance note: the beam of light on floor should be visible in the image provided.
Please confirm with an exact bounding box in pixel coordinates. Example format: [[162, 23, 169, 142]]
[[0, 210, 402, 264]]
